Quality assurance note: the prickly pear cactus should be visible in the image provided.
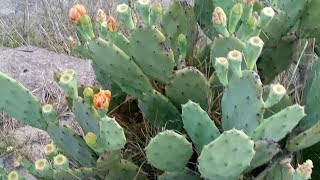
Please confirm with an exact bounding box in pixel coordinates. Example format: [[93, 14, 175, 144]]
[[198, 129, 255, 180]]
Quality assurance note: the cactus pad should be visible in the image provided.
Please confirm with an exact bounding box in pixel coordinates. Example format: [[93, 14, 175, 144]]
[[257, 40, 297, 84], [158, 168, 202, 180], [88, 38, 153, 99], [138, 90, 182, 130], [105, 159, 146, 180], [72, 97, 100, 136], [194, 0, 216, 39], [210, 37, 245, 67], [265, 159, 294, 180], [0, 72, 47, 130], [181, 100, 220, 152], [221, 70, 264, 135], [145, 130, 193, 172], [198, 129, 255, 180], [161, 1, 197, 61], [252, 104, 306, 142], [286, 122, 320, 152], [165, 67, 211, 110], [47, 123, 97, 167], [53, 167, 101, 180], [99, 116, 126, 151], [299, 0, 320, 38], [248, 140, 280, 170], [130, 27, 175, 83], [298, 60, 320, 131]]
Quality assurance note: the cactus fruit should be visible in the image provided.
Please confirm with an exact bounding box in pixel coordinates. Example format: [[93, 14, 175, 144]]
[[145, 130, 193, 172], [244, 36, 264, 70], [7, 171, 24, 180], [0, 72, 47, 130], [252, 105, 306, 142], [42, 104, 58, 123], [227, 50, 243, 78], [221, 70, 264, 135], [53, 154, 69, 170], [44, 143, 59, 159], [228, 3, 243, 34], [198, 129, 255, 180], [181, 100, 220, 152], [263, 83, 287, 108], [130, 26, 175, 83], [99, 116, 126, 151], [165, 67, 211, 110], [116, 3, 135, 31], [138, 90, 182, 130], [214, 57, 229, 86], [34, 159, 53, 179]]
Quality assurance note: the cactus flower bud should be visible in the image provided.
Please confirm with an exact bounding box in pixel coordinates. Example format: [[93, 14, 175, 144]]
[[212, 7, 230, 37], [295, 160, 313, 179], [93, 90, 111, 110], [96, 9, 107, 23], [107, 16, 119, 32], [212, 7, 227, 26], [69, 4, 87, 24], [84, 132, 98, 146], [243, 0, 255, 5]]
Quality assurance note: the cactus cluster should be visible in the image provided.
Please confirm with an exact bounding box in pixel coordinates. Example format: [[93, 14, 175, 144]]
[[1, 0, 320, 179]]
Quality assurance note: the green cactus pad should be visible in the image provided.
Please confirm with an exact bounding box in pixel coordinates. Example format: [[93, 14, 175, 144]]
[[53, 167, 102, 180], [181, 100, 220, 152], [88, 38, 153, 99], [47, 123, 97, 167], [198, 129, 255, 180], [257, 40, 297, 84], [299, 0, 320, 38], [105, 159, 146, 180], [298, 60, 320, 131], [0, 72, 47, 130], [99, 116, 126, 151], [72, 97, 100, 136], [107, 32, 130, 55], [145, 130, 193, 172], [158, 168, 202, 180], [130, 27, 175, 83], [286, 122, 320, 152], [165, 67, 211, 110], [161, 1, 197, 61], [138, 90, 182, 130], [96, 150, 122, 171], [265, 159, 295, 180], [194, 0, 217, 39], [263, 86, 292, 119], [221, 70, 264, 136], [248, 140, 280, 171], [252, 104, 306, 142], [210, 36, 245, 67], [261, 0, 307, 44]]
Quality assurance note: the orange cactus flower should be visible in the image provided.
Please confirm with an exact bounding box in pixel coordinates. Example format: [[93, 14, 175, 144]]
[[107, 16, 119, 32], [93, 90, 111, 110], [69, 4, 87, 24]]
